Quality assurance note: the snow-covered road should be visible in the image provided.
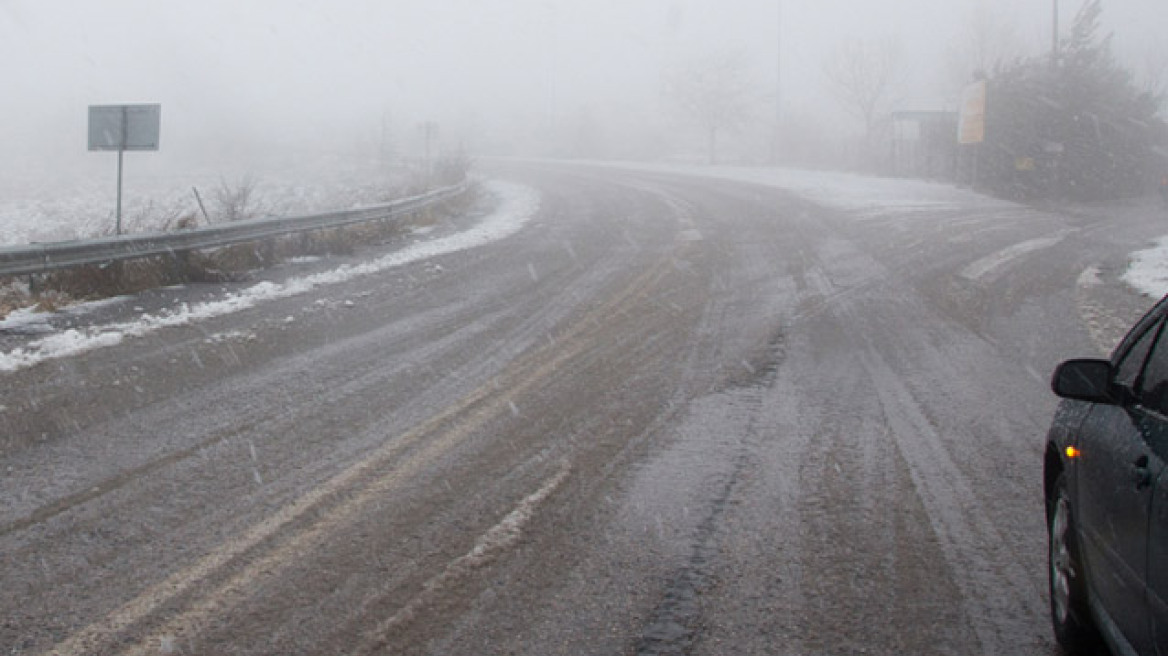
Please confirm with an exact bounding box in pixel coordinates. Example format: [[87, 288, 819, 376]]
[[2, 160, 1163, 655]]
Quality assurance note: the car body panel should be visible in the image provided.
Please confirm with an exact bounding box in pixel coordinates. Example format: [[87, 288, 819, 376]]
[[1074, 403, 1160, 653], [1150, 469, 1168, 654], [1046, 295, 1168, 656]]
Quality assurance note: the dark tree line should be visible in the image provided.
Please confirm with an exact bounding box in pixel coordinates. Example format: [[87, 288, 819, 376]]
[[979, 0, 1167, 201]]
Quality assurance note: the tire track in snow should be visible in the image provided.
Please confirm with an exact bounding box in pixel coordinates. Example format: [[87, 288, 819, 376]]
[[858, 347, 1048, 655], [959, 233, 1070, 284], [804, 234, 1048, 655], [41, 240, 684, 656], [353, 462, 571, 656]]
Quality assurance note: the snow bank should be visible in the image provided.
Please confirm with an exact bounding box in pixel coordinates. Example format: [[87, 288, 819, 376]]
[[0, 181, 540, 373], [1123, 236, 1168, 298]]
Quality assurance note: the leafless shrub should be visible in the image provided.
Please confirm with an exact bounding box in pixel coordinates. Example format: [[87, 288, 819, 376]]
[[32, 289, 73, 313], [166, 213, 201, 231], [214, 174, 262, 222], [0, 280, 32, 320], [0, 280, 78, 318], [434, 152, 474, 186], [132, 200, 186, 233], [94, 199, 191, 237]]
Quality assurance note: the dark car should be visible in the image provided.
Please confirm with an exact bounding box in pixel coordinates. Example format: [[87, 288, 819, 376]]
[[1046, 294, 1168, 655]]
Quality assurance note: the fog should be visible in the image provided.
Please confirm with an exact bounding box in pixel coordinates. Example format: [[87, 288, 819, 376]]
[[0, 0, 1163, 182]]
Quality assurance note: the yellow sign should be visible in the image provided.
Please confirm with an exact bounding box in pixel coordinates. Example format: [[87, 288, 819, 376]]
[[958, 81, 987, 145]]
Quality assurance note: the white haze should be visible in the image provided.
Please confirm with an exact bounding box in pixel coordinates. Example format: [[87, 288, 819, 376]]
[[0, 0, 1163, 184]]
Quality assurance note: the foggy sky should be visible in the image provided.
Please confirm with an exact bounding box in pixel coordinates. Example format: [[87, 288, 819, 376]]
[[0, 0, 1163, 180]]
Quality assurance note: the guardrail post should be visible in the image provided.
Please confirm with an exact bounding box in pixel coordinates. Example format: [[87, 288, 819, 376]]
[[116, 149, 125, 235], [167, 249, 191, 282]]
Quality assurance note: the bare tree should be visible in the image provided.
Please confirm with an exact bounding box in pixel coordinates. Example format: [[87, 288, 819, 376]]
[[665, 52, 756, 165], [943, 3, 1023, 89], [823, 37, 903, 152], [1139, 45, 1168, 117]]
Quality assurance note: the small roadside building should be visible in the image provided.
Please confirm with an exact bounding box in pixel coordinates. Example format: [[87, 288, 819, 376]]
[[888, 110, 958, 181]]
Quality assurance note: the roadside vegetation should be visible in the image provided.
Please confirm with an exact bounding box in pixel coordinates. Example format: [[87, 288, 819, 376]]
[[644, 1, 1166, 203], [975, 0, 1167, 201]]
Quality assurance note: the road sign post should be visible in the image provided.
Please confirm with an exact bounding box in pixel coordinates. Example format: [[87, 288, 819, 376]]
[[88, 104, 161, 235]]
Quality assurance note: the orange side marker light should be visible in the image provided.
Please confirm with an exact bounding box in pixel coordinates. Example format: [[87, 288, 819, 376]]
[[1065, 446, 1082, 459]]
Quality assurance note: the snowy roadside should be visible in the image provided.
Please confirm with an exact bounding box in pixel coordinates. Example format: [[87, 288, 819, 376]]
[[0, 181, 540, 373], [1124, 236, 1168, 298]]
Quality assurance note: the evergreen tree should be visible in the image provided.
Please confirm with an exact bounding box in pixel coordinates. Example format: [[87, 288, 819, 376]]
[[981, 0, 1166, 201]]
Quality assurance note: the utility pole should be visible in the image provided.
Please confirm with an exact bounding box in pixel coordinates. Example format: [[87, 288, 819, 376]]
[[1051, 0, 1059, 67], [772, 0, 783, 165], [1050, 0, 1061, 199]]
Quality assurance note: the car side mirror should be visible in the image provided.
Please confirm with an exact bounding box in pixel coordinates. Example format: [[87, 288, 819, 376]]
[[1051, 359, 1116, 404]]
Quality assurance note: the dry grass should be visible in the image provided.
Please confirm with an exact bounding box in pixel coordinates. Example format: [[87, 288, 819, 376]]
[[0, 281, 32, 320], [31, 289, 73, 313], [0, 282, 74, 320]]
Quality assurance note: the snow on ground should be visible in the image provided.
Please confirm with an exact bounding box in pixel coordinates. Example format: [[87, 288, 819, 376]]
[[1124, 236, 1168, 298], [0, 163, 413, 246], [0, 181, 539, 373], [585, 160, 1014, 217]]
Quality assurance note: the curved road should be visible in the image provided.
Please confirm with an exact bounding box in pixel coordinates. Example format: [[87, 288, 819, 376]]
[[2, 161, 1160, 655]]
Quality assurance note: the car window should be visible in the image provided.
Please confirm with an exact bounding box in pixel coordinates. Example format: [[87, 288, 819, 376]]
[[1115, 316, 1164, 393], [1143, 332, 1168, 416]]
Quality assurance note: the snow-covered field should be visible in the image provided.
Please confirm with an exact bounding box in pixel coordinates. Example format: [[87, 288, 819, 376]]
[[0, 162, 418, 246]]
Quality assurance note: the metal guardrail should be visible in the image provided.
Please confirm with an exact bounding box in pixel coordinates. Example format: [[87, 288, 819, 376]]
[[0, 183, 467, 278]]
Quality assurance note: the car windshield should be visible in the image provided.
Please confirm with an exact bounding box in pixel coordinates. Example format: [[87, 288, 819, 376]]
[[1, 1, 1166, 655]]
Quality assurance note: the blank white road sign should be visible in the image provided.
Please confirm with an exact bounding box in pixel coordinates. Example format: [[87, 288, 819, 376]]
[[88, 104, 161, 151]]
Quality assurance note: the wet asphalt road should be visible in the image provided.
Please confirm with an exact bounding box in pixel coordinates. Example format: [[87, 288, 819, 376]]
[[2, 161, 1164, 655]]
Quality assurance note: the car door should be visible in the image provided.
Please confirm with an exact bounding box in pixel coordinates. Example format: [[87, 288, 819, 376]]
[[1074, 313, 1165, 653], [1130, 329, 1168, 655], [1151, 468, 1168, 653]]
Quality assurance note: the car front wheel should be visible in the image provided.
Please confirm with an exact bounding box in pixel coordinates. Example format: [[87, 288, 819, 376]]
[[1049, 471, 1100, 653]]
